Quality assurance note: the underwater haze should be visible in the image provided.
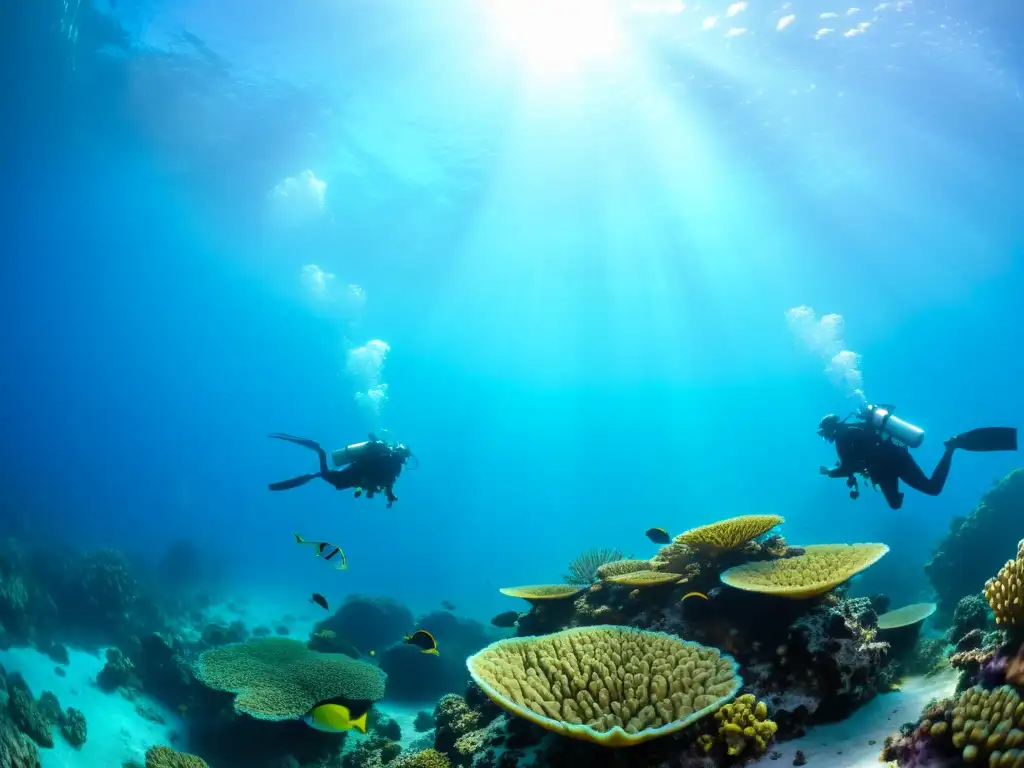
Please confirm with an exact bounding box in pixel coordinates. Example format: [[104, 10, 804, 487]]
[[4, 0, 1024, 643]]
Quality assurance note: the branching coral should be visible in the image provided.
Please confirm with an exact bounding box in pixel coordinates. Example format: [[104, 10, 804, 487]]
[[195, 637, 386, 720], [390, 748, 451, 768], [698, 693, 777, 757], [466, 625, 742, 747], [563, 548, 625, 586]]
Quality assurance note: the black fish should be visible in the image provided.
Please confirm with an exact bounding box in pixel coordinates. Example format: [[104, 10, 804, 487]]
[[441, 600, 456, 611], [311, 593, 329, 611], [403, 629, 439, 655], [490, 610, 519, 629], [645, 527, 671, 544]]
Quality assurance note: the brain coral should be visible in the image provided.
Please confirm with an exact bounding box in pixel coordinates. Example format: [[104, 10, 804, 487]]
[[498, 585, 581, 601], [466, 625, 742, 747], [984, 539, 1024, 626], [674, 515, 784, 552], [719, 543, 888, 599], [195, 637, 386, 720]]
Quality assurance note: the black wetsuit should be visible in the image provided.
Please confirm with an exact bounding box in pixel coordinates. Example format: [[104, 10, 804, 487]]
[[268, 434, 406, 507], [826, 424, 953, 510]]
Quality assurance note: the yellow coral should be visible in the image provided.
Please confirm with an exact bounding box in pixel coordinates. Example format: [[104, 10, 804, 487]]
[[698, 694, 777, 756], [674, 515, 784, 553], [498, 585, 582, 601], [145, 746, 210, 768], [597, 559, 654, 580], [949, 685, 1024, 763], [390, 748, 451, 768], [465, 625, 742, 747], [719, 543, 888, 599], [984, 539, 1024, 626], [605, 570, 683, 588]]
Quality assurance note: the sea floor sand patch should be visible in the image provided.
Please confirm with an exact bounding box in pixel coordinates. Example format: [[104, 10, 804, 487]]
[[763, 668, 959, 767], [0, 646, 184, 768]]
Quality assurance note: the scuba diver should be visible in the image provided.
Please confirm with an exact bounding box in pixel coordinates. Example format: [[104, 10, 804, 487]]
[[268, 433, 412, 508], [818, 404, 1017, 510]]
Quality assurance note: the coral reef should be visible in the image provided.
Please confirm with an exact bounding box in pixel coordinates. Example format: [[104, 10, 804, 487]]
[[7, 676, 54, 748], [97, 646, 142, 691], [145, 745, 210, 768], [949, 593, 992, 644], [307, 629, 360, 657], [0, 715, 40, 768], [60, 707, 87, 748], [194, 636, 386, 720], [926, 468, 1024, 618], [466, 625, 742, 746], [310, 595, 414, 655], [340, 735, 401, 768]]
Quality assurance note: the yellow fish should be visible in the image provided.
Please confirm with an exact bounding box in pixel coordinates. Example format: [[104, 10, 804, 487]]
[[681, 591, 709, 602], [304, 702, 367, 733]]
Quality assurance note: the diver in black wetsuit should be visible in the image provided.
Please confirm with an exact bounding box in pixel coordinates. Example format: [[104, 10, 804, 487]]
[[268, 433, 413, 508], [817, 406, 1017, 510]]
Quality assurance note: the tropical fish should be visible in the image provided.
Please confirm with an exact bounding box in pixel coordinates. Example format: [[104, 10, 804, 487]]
[[490, 610, 519, 628], [681, 591, 709, 602], [311, 593, 329, 611], [404, 629, 440, 655], [441, 600, 456, 611], [304, 702, 368, 733], [645, 527, 671, 544], [293, 533, 347, 570]]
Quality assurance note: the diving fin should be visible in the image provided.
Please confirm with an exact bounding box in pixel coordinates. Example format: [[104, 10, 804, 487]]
[[948, 427, 1018, 453], [269, 473, 320, 491], [268, 433, 323, 452]]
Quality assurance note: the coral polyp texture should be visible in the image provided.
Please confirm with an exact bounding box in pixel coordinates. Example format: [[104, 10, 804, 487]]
[[674, 515, 784, 553], [498, 585, 582, 601], [145, 745, 210, 768], [195, 636, 386, 720], [604, 570, 683, 588], [698, 693, 777, 757], [720, 543, 889, 599], [951, 685, 1024, 761], [877, 602, 937, 630], [597, 559, 654, 580], [465, 625, 742, 747], [984, 539, 1024, 626]]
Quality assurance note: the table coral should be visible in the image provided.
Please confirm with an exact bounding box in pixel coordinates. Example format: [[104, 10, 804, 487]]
[[674, 515, 785, 553], [194, 636, 386, 720], [720, 543, 889, 599], [145, 745, 209, 768]]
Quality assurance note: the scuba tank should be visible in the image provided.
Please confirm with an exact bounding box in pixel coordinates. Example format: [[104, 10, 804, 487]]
[[859, 404, 925, 449], [330, 440, 376, 467]]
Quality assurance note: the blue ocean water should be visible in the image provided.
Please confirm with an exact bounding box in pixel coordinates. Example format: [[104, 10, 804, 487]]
[[3, 0, 1023, 628]]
